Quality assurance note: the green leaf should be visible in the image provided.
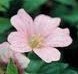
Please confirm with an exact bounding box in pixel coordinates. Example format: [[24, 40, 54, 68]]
[[26, 52, 44, 73], [26, 60, 44, 73], [26, 52, 78, 74], [38, 62, 78, 74], [63, 69, 78, 74], [0, 0, 11, 11], [6, 59, 18, 74], [23, 0, 47, 12], [25, 52, 78, 74], [0, 18, 12, 33], [28, 52, 41, 60], [0, 18, 12, 43], [39, 62, 68, 74], [54, 0, 76, 6]]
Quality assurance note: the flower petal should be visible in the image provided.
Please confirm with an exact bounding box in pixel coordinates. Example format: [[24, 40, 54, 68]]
[[8, 32, 31, 53], [11, 15, 26, 32], [11, 9, 34, 36], [34, 14, 61, 37], [33, 47, 61, 63], [14, 53, 30, 69], [45, 28, 72, 47], [17, 9, 35, 36], [0, 42, 12, 63]]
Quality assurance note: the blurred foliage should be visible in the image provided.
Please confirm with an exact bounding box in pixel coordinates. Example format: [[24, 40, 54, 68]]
[[52, 0, 78, 25], [0, 0, 78, 73], [54, 0, 76, 6], [0, 0, 11, 11], [0, 18, 12, 43], [6, 59, 18, 74], [25, 52, 78, 74], [23, 0, 47, 12], [0, 18, 11, 33]]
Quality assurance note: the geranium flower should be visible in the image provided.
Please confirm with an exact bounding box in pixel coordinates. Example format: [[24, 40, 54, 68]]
[[0, 42, 30, 69], [8, 9, 72, 63]]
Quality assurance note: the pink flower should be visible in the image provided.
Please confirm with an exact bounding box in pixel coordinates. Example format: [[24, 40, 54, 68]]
[[8, 9, 72, 63], [0, 42, 30, 69]]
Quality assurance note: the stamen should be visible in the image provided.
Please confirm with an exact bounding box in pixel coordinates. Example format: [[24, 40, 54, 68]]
[[29, 35, 43, 49]]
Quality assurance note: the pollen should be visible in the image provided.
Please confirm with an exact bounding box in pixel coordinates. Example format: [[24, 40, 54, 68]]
[[29, 35, 43, 49]]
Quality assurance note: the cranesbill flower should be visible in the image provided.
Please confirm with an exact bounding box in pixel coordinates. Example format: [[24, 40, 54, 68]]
[[8, 9, 72, 63]]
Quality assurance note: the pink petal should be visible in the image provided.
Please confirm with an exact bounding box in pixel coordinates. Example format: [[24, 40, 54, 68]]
[[14, 53, 30, 69], [11, 9, 35, 37], [11, 15, 27, 32], [17, 9, 35, 36], [33, 47, 61, 63], [34, 14, 61, 37], [8, 32, 31, 53], [45, 28, 72, 47], [0, 42, 13, 63]]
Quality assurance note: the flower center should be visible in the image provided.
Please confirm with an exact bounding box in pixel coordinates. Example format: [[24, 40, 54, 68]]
[[29, 35, 43, 49]]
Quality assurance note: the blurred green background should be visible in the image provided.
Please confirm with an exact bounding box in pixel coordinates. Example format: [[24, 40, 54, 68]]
[[0, 0, 78, 74]]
